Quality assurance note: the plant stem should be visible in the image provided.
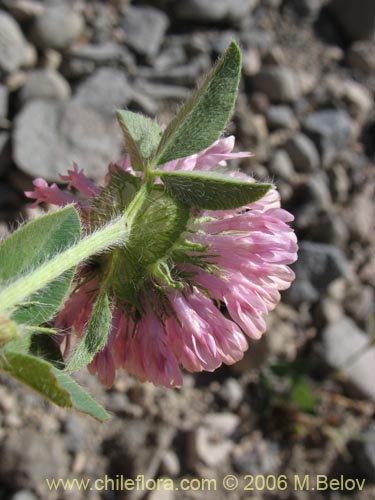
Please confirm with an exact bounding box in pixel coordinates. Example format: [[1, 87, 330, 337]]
[[0, 218, 128, 313]]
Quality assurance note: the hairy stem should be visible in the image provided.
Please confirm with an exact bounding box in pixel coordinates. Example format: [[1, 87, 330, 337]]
[[0, 218, 129, 313]]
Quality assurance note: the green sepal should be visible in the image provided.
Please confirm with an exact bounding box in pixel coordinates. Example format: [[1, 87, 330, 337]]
[[153, 41, 241, 166], [116, 110, 162, 170], [153, 170, 272, 210], [107, 187, 190, 304], [0, 206, 81, 325], [67, 292, 112, 371]]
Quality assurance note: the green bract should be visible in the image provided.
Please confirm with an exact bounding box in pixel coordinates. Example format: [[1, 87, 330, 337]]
[[67, 292, 112, 371], [100, 186, 191, 306]]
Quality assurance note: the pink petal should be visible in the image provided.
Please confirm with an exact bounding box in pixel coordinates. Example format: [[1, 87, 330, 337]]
[[60, 162, 101, 197], [25, 178, 77, 208]]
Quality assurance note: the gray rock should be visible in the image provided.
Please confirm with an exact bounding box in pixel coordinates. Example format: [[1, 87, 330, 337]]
[[285, 241, 348, 306], [14, 99, 122, 181], [130, 88, 158, 115], [30, 4, 84, 50], [293, 174, 332, 227], [321, 317, 375, 400], [0, 132, 11, 176], [161, 450, 180, 477], [284, 133, 320, 172], [233, 437, 280, 475], [342, 80, 373, 121], [270, 149, 295, 181], [303, 109, 354, 167], [68, 42, 136, 67], [74, 67, 131, 116], [328, 0, 375, 41], [266, 105, 296, 130], [138, 53, 210, 86], [175, 0, 256, 23], [203, 412, 240, 435], [148, 489, 174, 500], [347, 189, 375, 242], [0, 429, 69, 490], [4, 0, 44, 21], [123, 6, 169, 57], [288, 0, 322, 18], [351, 421, 375, 479], [307, 212, 349, 248], [347, 41, 375, 72], [188, 413, 239, 468], [250, 67, 301, 102], [0, 85, 8, 118], [63, 414, 87, 454], [344, 285, 375, 327], [134, 79, 190, 100], [263, 0, 282, 6], [153, 44, 187, 71], [20, 69, 70, 103], [242, 47, 261, 76], [241, 29, 274, 52], [11, 490, 39, 500], [0, 11, 29, 73], [219, 378, 244, 409]]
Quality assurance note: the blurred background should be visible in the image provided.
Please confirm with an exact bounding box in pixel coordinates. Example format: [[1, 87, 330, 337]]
[[0, 0, 374, 499]]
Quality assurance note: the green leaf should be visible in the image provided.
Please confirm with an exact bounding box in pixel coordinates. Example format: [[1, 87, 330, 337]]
[[67, 292, 112, 371], [154, 170, 272, 210], [153, 41, 241, 166], [116, 110, 162, 170], [0, 206, 81, 325], [291, 377, 317, 413], [0, 349, 109, 421], [52, 369, 109, 421]]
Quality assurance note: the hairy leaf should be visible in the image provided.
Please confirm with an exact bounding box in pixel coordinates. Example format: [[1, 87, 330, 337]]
[[154, 170, 272, 210], [0, 349, 109, 421], [153, 41, 241, 166], [0, 206, 81, 325], [116, 110, 162, 170]]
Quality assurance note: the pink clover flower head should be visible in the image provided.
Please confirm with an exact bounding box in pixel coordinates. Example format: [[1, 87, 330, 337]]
[[27, 136, 298, 388]]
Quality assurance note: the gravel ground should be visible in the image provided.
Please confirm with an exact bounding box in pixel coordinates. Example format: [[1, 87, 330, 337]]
[[0, 1, 374, 499]]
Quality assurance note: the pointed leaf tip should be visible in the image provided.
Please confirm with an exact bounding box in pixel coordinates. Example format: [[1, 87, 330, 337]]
[[116, 110, 162, 170], [153, 41, 242, 166], [0, 350, 109, 421]]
